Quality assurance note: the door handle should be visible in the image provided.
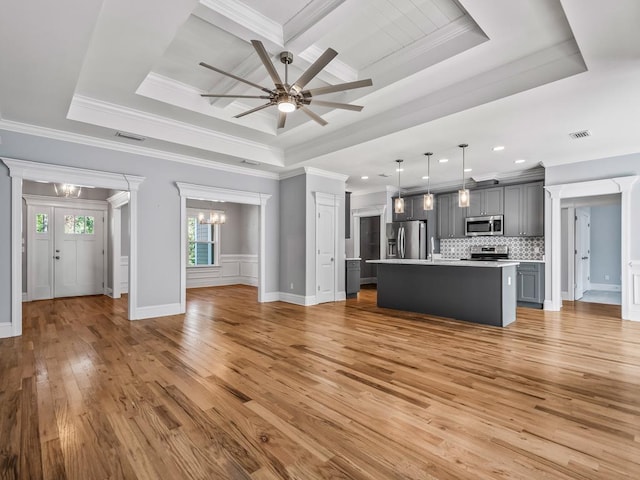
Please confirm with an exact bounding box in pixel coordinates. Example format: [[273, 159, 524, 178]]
[[581, 256, 589, 260], [54, 256, 61, 260], [330, 257, 334, 262]]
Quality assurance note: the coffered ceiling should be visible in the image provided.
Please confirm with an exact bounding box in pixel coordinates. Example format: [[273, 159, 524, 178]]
[[1, 0, 639, 192]]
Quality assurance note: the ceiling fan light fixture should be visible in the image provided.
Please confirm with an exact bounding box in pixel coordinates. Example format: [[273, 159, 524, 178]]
[[277, 95, 296, 113]]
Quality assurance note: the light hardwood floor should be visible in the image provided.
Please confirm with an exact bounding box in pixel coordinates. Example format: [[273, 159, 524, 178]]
[[2, 286, 640, 479]]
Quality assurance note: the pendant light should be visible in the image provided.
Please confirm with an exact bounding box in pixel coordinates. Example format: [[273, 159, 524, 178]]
[[458, 143, 470, 208], [423, 152, 434, 210], [394, 159, 404, 214]]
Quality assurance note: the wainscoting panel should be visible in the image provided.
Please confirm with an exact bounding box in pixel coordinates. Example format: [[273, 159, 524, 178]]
[[187, 254, 258, 288]]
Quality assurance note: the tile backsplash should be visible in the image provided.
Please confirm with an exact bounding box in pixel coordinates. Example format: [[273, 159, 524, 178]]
[[440, 236, 544, 260]]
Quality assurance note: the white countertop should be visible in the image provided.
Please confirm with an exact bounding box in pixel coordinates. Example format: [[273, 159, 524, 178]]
[[346, 257, 361, 261], [367, 259, 520, 268]]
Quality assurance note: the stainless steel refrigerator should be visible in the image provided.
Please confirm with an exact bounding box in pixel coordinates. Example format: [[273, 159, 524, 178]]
[[386, 221, 427, 259]]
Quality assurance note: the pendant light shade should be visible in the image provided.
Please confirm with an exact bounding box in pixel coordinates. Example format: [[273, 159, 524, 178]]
[[394, 159, 404, 214], [458, 144, 470, 208], [423, 152, 434, 211]]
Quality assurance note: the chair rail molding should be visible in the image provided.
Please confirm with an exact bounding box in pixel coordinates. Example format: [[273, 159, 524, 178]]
[[1, 157, 145, 336]]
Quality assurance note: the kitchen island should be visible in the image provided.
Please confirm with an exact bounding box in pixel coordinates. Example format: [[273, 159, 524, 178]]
[[367, 259, 519, 327]]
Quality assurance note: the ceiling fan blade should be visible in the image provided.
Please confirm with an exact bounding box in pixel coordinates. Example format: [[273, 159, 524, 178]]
[[251, 40, 284, 90], [234, 102, 274, 119], [303, 78, 373, 97], [277, 111, 287, 129], [201, 94, 271, 99], [308, 100, 363, 111], [291, 48, 338, 93], [299, 105, 328, 126], [199, 62, 272, 94]]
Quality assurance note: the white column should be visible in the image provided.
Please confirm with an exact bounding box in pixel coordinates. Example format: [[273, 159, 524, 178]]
[[544, 185, 563, 311], [11, 175, 23, 335]]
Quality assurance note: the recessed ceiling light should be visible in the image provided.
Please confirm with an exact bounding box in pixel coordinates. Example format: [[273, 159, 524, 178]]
[[361, 176, 369, 180], [396, 168, 404, 172], [421, 175, 429, 180], [439, 158, 448, 163], [514, 159, 526, 164], [464, 168, 472, 172], [492, 146, 505, 151]]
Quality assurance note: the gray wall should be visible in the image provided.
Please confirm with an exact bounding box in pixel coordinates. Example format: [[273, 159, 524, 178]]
[[546, 153, 640, 260], [279, 175, 306, 295], [0, 129, 280, 322], [590, 204, 621, 286], [121, 203, 130, 256]]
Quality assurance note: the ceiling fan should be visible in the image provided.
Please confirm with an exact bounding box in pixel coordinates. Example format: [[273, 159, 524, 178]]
[[199, 40, 373, 129]]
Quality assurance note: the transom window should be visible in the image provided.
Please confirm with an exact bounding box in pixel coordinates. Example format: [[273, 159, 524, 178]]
[[187, 209, 221, 267], [64, 215, 95, 235]]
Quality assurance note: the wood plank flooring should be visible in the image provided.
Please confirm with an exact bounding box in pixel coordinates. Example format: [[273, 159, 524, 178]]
[[2, 286, 640, 479]]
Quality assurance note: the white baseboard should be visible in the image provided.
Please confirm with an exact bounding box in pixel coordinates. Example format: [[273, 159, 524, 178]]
[[561, 291, 572, 301], [588, 283, 621, 292], [279, 293, 317, 306], [336, 291, 346, 301], [187, 276, 258, 288], [544, 299, 560, 311], [133, 303, 182, 320], [0, 322, 17, 338], [22, 293, 28, 302], [260, 292, 281, 303]]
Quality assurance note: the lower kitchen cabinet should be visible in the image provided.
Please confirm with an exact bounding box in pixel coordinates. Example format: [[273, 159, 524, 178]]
[[346, 259, 361, 298], [517, 262, 545, 308]]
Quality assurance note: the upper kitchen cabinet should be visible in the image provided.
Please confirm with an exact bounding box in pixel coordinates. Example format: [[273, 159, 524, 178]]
[[437, 193, 466, 238], [410, 195, 429, 221], [468, 187, 504, 217], [391, 196, 413, 222], [504, 182, 544, 236], [345, 191, 351, 239]]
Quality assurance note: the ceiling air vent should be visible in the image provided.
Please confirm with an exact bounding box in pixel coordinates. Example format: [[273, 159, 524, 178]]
[[241, 159, 260, 166], [378, 173, 391, 178], [569, 130, 591, 139], [115, 131, 146, 142]]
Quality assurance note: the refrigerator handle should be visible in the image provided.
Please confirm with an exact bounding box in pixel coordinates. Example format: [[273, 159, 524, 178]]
[[400, 227, 405, 258]]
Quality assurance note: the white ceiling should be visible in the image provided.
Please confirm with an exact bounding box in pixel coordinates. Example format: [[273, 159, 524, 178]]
[[1, 0, 639, 193]]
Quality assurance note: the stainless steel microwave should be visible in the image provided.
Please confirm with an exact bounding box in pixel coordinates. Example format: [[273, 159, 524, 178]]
[[465, 215, 504, 236]]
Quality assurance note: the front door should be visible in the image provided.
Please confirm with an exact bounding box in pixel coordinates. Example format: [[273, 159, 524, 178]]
[[54, 208, 105, 298], [316, 203, 336, 303], [574, 208, 591, 300]]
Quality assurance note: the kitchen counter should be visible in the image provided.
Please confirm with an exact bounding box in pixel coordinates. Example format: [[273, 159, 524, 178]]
[[370, 260, 517, 327], [368, 259, 520, 268]]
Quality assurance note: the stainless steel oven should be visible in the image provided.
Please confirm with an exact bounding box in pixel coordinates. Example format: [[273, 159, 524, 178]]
[[465, 215, 504, 236]]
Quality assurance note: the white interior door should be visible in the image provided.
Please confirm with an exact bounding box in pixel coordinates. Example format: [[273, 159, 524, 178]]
[[575, 208, 591, 300], [316, 203, 336, 303], [54, 208, 105, 298]]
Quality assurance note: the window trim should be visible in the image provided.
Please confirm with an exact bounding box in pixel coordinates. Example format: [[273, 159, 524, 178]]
[[186, 207, 222, 268]]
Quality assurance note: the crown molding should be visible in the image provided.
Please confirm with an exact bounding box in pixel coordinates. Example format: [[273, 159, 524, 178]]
[[284, 0, 345, 44], [107, 191, 130, 208], [2, 157, 145, 191], [0, 119, 280, 180], [304, 166, 348, 182], [67, 95, 284, 167], [176, 182, 271, 206], [349, 185, 394, 197], [279, 167, 305, 181], [199, 0, 283, 46]]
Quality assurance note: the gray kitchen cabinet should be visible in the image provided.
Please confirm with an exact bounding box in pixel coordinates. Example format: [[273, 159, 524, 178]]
[[468, 187, 504, 217], [517, 262, 545, 307], [410, 195, 429, 221], [391, 196, 413, 222], [504, 182, 544, 236], [437, 193, 466, 238]]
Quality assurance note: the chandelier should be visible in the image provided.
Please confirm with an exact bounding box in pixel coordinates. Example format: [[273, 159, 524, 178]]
[[198, 211, 226, 225], [54, 184, 82, 198]]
